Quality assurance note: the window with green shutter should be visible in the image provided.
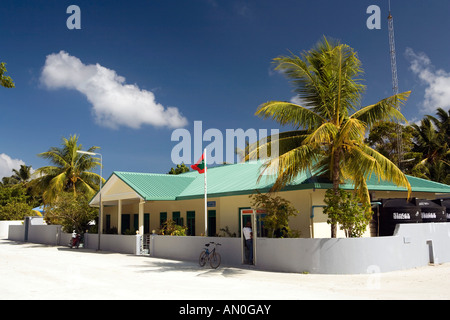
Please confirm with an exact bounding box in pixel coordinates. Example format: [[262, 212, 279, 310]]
[[187, 211, 195, 236], [160, 212, 167, 228], [173, 211, 183, 226]]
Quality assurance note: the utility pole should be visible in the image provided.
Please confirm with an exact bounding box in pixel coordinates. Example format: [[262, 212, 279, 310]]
[[388, 0, 404, 169]]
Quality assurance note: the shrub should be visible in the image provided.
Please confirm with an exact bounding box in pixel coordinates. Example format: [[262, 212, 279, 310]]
[[0, 201, 32, 220], [158, 219, 187, 236], [324, 189, 372, 238]]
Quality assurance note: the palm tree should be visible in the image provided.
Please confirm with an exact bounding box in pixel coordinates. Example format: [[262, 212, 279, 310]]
[[33, 135, 103, 203], [11, 165, 33, 185], [251, 37, 412, 237], [0, 165, 33, 186], [431, 108, 450, 144], [411, 109, 450, 183], [412, 118, 445, 164], [365, 122, 422, 175]]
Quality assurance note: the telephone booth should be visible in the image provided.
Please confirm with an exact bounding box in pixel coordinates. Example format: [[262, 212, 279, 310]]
[[240, 208, 266, 265]]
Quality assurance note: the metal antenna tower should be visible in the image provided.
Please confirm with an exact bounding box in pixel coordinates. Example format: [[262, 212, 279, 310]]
[[387, 0, 404, 168]]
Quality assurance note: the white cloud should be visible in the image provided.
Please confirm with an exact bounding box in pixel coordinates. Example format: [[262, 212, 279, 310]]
[[0, 154, 25, 179], [40, 51, 188, 129], [406, 48, 450, 113]]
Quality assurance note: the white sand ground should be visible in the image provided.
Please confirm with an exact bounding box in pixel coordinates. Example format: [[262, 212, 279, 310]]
[[1, 239, 449, 300]]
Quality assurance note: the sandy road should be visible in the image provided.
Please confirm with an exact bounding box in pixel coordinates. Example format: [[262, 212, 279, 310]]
[[1, 239, 450, 300]]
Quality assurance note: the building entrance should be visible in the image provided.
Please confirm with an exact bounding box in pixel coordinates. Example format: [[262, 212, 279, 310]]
[[240, 208, 266, 265]]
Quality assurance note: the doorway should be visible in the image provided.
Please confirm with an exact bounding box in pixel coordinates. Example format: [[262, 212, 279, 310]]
[[208, 210, 216, 237], [240, 208, 266, 265]]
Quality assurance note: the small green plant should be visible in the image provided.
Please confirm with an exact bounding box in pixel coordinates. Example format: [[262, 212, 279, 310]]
[[158, 219, 187, 236], [105, 226, 117, 234], [123, 228, 136, 235], [324, 189, 372, 238]]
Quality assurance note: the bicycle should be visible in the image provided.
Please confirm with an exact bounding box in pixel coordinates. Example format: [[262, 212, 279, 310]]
[[199, 242, 221, 269]]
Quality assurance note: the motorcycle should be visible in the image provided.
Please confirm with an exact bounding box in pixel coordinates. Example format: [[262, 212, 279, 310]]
[[69, 230, 82, 249]]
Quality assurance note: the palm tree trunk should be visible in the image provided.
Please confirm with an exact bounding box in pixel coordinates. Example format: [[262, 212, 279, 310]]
[[331, 149, 341, 238], [71, 176, 77, 197]]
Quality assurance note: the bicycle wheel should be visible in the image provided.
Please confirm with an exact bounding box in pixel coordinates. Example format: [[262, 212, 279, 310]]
[[199, 251, 207, 267], [210, 252, 221, 269]]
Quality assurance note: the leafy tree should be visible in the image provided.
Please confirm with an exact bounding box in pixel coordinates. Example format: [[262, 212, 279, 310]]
[[0, 168, 37, 219], [32, 135, 103, 204], [44, 192, 98, 233], [249, 191, 298, 238], [0, 62, 14, 88], [250, 36, 411, 237], [0, 201, 32, 221], [0, 184, 29, 206], [1, 176, 14, 186], [1, 166, 42, 209], [168, 163, 190, 175], [324, 189, 372, 238], [366, 108, 450, 184], [365, 122, 419, 173]]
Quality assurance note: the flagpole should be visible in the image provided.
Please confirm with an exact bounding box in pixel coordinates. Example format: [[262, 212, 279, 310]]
[[204, 147, 208, 236]]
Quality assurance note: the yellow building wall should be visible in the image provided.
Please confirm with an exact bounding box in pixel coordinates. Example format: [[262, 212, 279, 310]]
[[136, 190, 315, 237], [100, 179, 441, 239], [102, 190, 314, 237], [106, 180, 134, 195], [144, 198, 205, 234]]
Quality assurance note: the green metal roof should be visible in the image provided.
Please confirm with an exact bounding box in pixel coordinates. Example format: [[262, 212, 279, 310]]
[[314, 173, 450, 194], [177, 162, 281, 199], [114, 172, 195, 201], [108, 161, 450, 201]]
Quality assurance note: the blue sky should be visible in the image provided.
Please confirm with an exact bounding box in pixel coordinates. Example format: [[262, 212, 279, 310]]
[[1, 0, 449, 179]]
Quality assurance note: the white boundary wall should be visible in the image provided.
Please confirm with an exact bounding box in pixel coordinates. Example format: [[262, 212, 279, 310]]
[[8, 224, 25, 242], [257, 223, 450, 274], [8, 224, 138, 254], [84, 233, 139, 254], [149, 235, 242, 266], [148, 223, 450, 274], [0, 221, 23, 239], [8, 221, 450, 274]]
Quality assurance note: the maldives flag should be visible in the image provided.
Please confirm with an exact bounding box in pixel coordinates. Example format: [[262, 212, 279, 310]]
[[191, 152, 206, 174]]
